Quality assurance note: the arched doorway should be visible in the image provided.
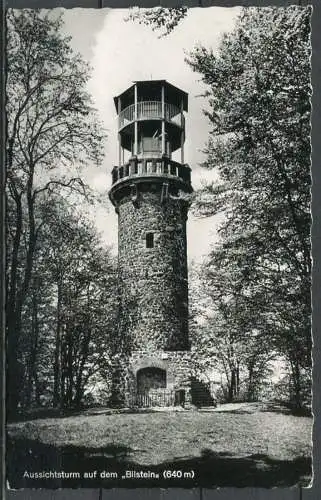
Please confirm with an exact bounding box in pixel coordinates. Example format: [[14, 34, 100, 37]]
[[137, 367, 166, 393]]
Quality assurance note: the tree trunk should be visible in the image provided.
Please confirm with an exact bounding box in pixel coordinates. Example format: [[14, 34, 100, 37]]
[[25, 283, 39, 408], [6, 190, 23, 418], [19, 172, 37, 309], [229, 368, 236, 402], [7, 173, 38, 416], [60, 338, 67, 409], [65, 328, 74, 408], [75, 329, 91, 409], [53, 279, 62, 407], [236, 362, 240, 397], [74, 380, 85, 410], [291, 360, 303, 411], [247, 361, 255, 402]]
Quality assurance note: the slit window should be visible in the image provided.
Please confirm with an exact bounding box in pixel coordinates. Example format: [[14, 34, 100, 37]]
[[146, 232, 154, 248]]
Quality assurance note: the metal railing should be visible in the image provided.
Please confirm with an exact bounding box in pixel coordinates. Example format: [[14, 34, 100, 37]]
[[119, 103, 135, 129], [131, 390, 176, 408], [138, 100, 162, 119], [118, 101, 183, 129]]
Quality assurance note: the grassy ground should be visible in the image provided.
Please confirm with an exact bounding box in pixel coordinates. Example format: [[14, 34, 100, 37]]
[[7, 402, 312, 489]]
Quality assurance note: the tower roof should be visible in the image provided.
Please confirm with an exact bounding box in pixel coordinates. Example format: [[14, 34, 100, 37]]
[[113, 80, 188, 112]]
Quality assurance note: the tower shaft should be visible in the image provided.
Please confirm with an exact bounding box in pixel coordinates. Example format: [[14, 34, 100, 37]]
[[118, 185, 189, 351]]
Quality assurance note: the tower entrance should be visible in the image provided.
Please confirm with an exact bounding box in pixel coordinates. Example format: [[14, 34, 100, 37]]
[[135, 365, 173, 407], [137, 367, 167, 393]]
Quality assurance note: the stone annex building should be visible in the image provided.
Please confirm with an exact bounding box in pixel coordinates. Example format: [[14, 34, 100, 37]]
[[109, 80, 211, 408]]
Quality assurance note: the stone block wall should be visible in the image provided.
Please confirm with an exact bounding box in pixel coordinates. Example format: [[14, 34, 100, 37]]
[[117, 183, 190, 352], [109, 173, 194, 408]]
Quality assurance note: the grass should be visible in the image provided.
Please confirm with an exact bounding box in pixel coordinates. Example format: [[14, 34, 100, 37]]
[[7, 403, 312, 489]]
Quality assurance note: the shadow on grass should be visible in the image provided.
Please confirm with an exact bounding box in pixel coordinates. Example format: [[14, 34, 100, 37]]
[[8, 408, 97, 423], [7, 407, 86, 423], [213, 402, 311, 417], [6, 436, 312, 489], [8, 406, 174, 423], [261, 402, 312, 417]]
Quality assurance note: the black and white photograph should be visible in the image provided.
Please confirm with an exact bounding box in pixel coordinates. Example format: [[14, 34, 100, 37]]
[[5, 5, 312, 489]]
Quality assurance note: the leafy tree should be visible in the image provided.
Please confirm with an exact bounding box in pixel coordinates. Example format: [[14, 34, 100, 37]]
[[187, 6, 311, 409], [6, 9, 106, 416], [41, 205, 117, 409], [189, 260, 276, 403], [126, 6, 188, 37], [16, 200, 118, 411]]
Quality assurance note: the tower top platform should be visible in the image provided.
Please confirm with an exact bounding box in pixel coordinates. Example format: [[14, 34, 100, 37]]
[[109, 78, 192, 202], [113, 80, 188, 113]]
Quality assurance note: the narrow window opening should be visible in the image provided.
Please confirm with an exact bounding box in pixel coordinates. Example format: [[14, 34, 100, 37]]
[[146, 232, 154, 248]]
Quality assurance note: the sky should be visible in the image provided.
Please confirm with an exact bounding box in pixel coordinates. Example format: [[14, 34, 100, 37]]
[[60, 7, 240, 263]]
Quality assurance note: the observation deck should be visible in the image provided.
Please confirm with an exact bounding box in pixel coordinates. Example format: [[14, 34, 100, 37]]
[[112, 155, 191, 186], [113, 80, 188, 161], [118, 101, 184, 131], [109, 155, 192, 206], [109, 80, 192, 207]]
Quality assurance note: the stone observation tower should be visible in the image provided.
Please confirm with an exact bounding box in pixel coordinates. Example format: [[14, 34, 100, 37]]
[[109, 80, 193, 407]]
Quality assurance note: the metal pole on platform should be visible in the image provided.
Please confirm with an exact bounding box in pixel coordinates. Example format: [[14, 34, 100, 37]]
[[161, 84, 165, 155], [118, 96, 122, 166], [181, 97, 185, 164], [134, 84, 138, 156]]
